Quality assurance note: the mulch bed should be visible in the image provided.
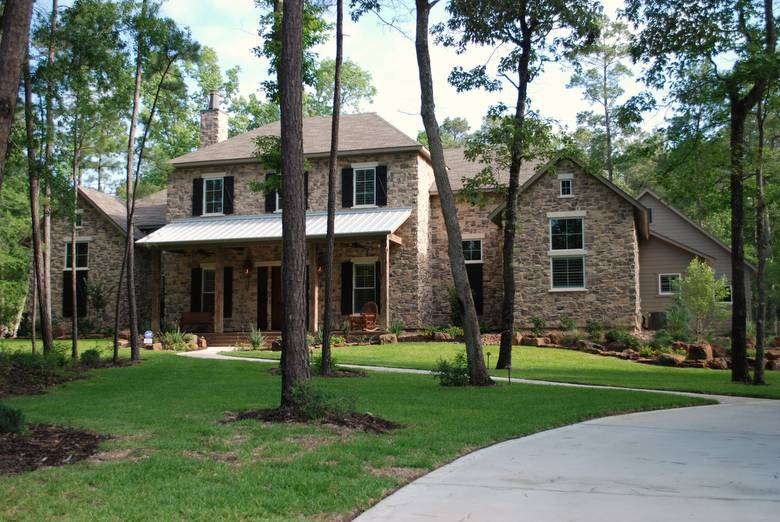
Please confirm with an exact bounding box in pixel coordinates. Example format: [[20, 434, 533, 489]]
[[0, 359, 137, 399], [0, 424, 109, 475], [223, 408, 402, 434]]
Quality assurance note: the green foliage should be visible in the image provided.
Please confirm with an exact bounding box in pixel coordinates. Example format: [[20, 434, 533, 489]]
[[388, 321, 404, 336], [649, 329, 674, 349], [445, 325, 464, 338], [330, 335, 346, 346], [0, 404, 25, 434], [448, 286, 464, 327], [605, 329, 641, 350], [529, 315, 546, 337], [84, 276, 110, 321], [432, 352, 470, 387], [287, 381, 355, 420], [584, 319, 602, 339], [306, 58, 377, 116], [311, 353, 337, 374], [559, 315, 575, 332], [561, 329, 587, 346], [80, 349, 101, 367], [0, 168, 29, 330], [161, 327, 196, 352], [416, 117, 471, 148], [248, 327, 266, 350], [666, 297, 692, 342], [676, 259, 730, 341]]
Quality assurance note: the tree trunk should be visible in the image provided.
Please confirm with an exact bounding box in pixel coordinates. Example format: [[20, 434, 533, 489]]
[[754, 97, 768, 385], [321, 0, 343, 377], [71, 135, 81, 360], [414, 0, 492, 385], [23, 52, 54, 355], [43, 0, 58, 348], [125, 0, 146, 362], [603, 59, 614, 182], [279, 0, 310, 406], [31, 261, 37, 354], [113, 242, 128, 363], [496, 32, 532, 371], [0, 0, 35, 193], [729, 99, 750, 383]]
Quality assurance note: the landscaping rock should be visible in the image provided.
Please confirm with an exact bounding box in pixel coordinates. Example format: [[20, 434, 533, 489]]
[[271, 339, 283, 351], [547, 332, 562, 345], [620, 349, 639, 360], [118, 339, 129, 348], [686, 342, 713, 361], [712, 345, 727, 358], [767, 359, 778, 371], [604, 341, 626, 352], [602, 351, 621, 357], [708, 357, 729, 370], [118, 329, 131, 340], [771, 337, 780, 348], [681, 360, 708, 368], [379, 333, 397, 345], [151, 342, 163, 352], [512, 332, 524, 346], [656, 353, 685, 366], [576, 340, 603, 355], [522, 337, 548, 347], [433, 332, 453, 342], [672, 341, 688, 352], [198, 337, 208, 349], [765, 349, 780, 361]]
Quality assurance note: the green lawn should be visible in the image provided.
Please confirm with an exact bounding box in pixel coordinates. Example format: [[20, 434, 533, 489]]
[[225, 342, 780, 399], [1, 351, 707, 521]]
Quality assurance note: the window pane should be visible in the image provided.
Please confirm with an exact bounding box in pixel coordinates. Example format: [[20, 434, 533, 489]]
[[660, 274, 679, 294], [550, 218, 583, 250], [463, 240, 482, 262], [354, 168, 375, 206], [66, 243, 89, 269], [353, 263, 376, 312], [552, 257, 584, 289], [205, 178, 223, 214], [560, 179, 572, 195], [202, 269, 216, 313]]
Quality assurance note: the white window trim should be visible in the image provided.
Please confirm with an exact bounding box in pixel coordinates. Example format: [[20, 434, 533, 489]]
[[721, 284, 733, 305], [75, 209, 84, 229], [202, 175, 225, 217], [201, 267, 216, 312], [351, 161, 379, 169], [274, 190, 283, 213], [559, 179, 574, 198], [549, 256, 587, 292], [64, 241, 89, 271], [658, 273, 681, 296], [463, 239, 483, 264], [547, 210, 586, 218], [462, 232, 485, 240], [353, 166, 377, 208], [557, 172, 574, 180], [352, 261, 377, 313], [549, 217, 585, 253]]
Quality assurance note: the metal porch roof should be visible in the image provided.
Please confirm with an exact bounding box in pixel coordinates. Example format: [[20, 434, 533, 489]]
[[136, 207, 412, 247]]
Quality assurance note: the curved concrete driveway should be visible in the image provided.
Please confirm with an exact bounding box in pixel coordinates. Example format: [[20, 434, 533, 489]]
[[358, 396, 780, 522]]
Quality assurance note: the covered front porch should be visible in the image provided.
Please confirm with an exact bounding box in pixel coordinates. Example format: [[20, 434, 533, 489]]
[[137, 208, 410, 334]]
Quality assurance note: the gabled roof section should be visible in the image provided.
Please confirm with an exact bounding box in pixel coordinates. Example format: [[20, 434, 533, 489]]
[[649, 230, 716, 261], [488, 155, 651, 239], [169, 113, 423, 167], [136, 207, 412, 248], [637, 188, 757, 272], [431, 147, 540, 194], [78, 186, 128, 235], [78, 186, 167, 238]]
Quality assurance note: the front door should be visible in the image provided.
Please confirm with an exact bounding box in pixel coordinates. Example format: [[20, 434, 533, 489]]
[[256, 264, 310, 331], [271, 266, 283, 330]]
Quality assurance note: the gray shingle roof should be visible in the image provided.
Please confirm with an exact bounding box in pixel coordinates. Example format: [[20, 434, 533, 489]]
[[170, 113, 422, 166], [437, 148, 540, 193], [79, 187, 167, 237]]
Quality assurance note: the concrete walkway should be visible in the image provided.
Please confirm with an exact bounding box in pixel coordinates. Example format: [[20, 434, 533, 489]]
[[182, 347, 780, 521]]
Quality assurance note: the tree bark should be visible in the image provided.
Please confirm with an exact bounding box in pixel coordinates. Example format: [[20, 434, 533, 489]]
[[112, 242, 128, 363], [0, 0, 35, 193], [31, 261, 37, 354], [414, 0, 492, 385], [496, 20, 532, 371], [23, 52, 54, 355], [43, 0, 58, 346], [603, 59, 614, 182], [754, 96, 768, 385], [279, 0, 311, 406], [71, 131, 81, 360], [125, 0, 147, 362], [321, 0, 343, 377]]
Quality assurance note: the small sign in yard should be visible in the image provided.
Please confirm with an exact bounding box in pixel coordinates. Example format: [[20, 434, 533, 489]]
[[143, 330, 153, 345]]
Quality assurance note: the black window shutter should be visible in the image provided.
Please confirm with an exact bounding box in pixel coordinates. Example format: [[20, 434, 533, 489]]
[[223, 267, 233, 318], [341, 168, 353, 208], [264, 173, 277, 212], [76, 272, 88, 318], [304, 170, 309, 209], [341, 261, 353, 314], [62, 272, 73, 318], [374, 261, 381, 312], [257, 267, 268, 328], [223, 176, 234, 215], [376, 166, 388, 206], [190, 268, 202, 312], [466, 264, 484, 315], [192, 178, 203, 216]]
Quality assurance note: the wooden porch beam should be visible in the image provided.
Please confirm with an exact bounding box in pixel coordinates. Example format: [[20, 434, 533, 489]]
[[214, 253, 224, 334], [388, 233, 403, 245], [383, 237, 390, 328], [150, 250, 161, 331]]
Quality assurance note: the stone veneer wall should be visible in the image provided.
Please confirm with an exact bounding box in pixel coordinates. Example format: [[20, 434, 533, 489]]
[[42, 197, 152, 331], [427, 195, 504, 327], [163, 150, 431, 328], [513, 160, 641, 329]]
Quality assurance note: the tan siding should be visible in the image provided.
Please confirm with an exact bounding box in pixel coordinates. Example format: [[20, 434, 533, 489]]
[[638, 236, 696, 314]]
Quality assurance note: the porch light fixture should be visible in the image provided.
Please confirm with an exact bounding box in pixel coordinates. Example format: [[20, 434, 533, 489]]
[[242, 257, 253, 277]]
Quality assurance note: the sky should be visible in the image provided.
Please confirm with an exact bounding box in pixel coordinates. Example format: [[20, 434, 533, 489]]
[[160, 0, 668, 139]]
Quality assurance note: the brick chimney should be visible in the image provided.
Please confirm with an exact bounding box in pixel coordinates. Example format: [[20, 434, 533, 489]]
[[200, 91, 228, 147]]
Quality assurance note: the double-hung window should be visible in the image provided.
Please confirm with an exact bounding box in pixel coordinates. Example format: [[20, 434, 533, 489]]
[[463, 240, 482, 263], [203, 177, 224, 215], [560, 179, 573, 197], [63, 242, 89, 317], [202, 268, 216, 313], [65, 242, 89, 270], [75, 210, 83, 229], [462, 239, 484, 314], [549, 215, 586, 290], [353, 263, 376, 312], [658, 273, 680, 295], [354, 167, 376, 206]]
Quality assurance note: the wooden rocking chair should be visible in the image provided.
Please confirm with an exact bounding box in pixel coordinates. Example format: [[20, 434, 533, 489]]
[[348, 301, 379, 331]]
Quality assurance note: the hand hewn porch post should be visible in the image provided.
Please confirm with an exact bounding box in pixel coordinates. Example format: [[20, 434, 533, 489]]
[[214, 253, 224, 334], [383, 236, 390, 329], [150, 250, 161, 331], [309, 244, 319, 332]]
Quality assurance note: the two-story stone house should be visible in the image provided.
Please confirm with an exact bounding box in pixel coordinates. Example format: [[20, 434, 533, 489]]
[[41, 100, 752, 336]]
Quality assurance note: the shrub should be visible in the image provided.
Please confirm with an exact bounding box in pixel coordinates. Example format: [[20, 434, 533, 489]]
[[649, 329, 674, 350], [666, 299, 692, 342], [330, 335, 346, 346], [561, 329, 587, 346], [388, 320, 404, 336], [585, 319, 602, 338], [80, 349, 101, 367], [0, 404, 24, 434], [432, 352, 470, 386], [288, 381, 355, 420], [529, 315, 546, 336], [161, 327, 190, 351], [677, 258, 730, 341], [248, 327, 266, 350], [311, 353, 337, 374], [559, 315, 575, 332], [445, 325, 464, 338], [639, 346, 656, 358], [605, 329, 640, 350], [448, 286, 464, 327]]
